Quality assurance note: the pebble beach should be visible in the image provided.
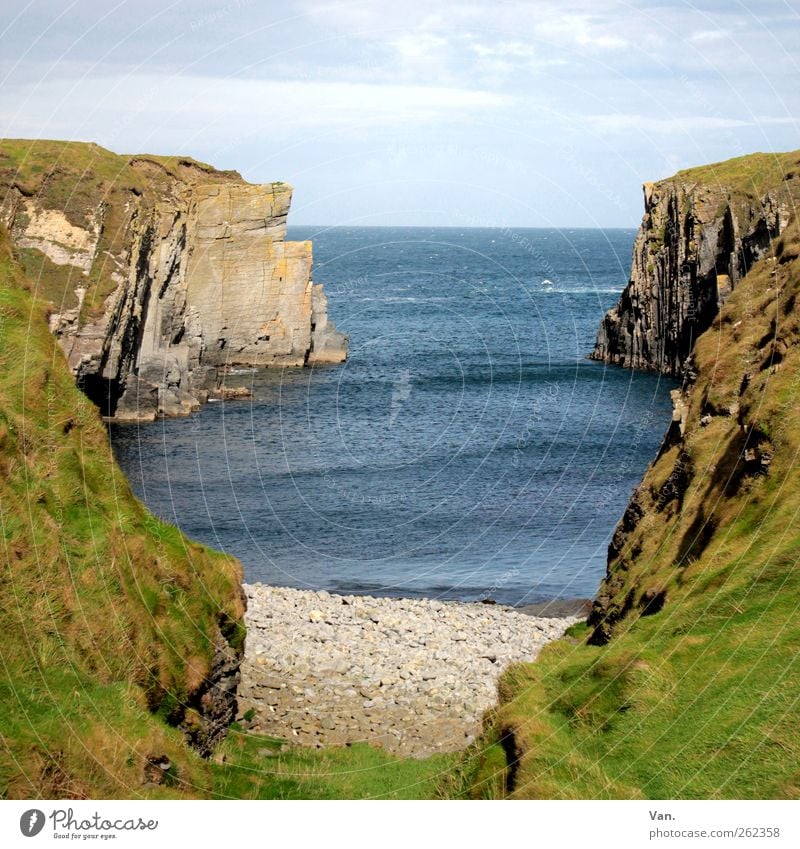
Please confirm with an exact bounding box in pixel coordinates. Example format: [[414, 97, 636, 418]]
[[237, 584, 580, 758]]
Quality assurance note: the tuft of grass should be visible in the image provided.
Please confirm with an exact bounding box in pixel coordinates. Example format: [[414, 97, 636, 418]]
[[211, 727, 456, 800]]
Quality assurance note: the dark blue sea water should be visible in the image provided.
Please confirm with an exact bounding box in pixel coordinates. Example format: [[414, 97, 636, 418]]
[[109, 227, 675, 605]]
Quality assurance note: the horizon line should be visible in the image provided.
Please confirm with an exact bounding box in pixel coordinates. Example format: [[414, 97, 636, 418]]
[[287, 223, 639, 230]]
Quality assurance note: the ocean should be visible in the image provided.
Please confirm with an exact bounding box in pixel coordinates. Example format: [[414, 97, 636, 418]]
[[109, 226, 676, 606]]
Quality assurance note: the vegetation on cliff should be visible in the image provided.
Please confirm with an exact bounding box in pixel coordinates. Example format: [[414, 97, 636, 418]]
[[0, 142, 432, 799], [592, 150, 800, 376], [458, 213, 800, 798], [1, 139, 347, 422], [6, 139, 799, 801], [0, 226, 246, 797], [0, 139, 243, 325], [674, 150, 800, 203]]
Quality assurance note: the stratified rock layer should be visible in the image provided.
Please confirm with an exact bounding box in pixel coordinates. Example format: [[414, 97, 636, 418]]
[[591, 152, 800, 375], [0, 141, 348, 421]]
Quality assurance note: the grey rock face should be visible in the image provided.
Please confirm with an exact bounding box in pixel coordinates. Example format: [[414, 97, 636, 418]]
[[181, 629, 243, 758], [307, 284, 349, 365], [5, 175, 347, 422], [591, 173, 798, 376]]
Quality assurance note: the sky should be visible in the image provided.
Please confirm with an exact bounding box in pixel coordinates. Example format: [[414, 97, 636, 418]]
[[1, 0, 798, 226]]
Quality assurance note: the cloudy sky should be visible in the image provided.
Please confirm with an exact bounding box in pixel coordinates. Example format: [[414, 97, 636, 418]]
[[1, 0, 798, 225]]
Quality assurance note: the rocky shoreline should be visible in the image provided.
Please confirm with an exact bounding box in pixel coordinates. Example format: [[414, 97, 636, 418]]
[[237, 584, 580, 758]]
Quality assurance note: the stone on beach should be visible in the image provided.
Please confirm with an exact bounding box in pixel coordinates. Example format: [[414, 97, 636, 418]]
[[238, 584, 579, 758]]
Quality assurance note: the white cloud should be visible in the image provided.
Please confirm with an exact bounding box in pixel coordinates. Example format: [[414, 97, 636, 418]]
[[3, 0, 798, 226], [465, 38, 571, 81], [584, 113, 775, 136], [389, 32, 449, 61], [0, 73, 515, 150], [471, 41, 537, 60], [689, 29, 732, 43], [534, 12, 629, 51]]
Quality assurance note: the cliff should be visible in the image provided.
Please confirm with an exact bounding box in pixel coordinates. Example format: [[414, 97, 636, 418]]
[[0, 140, 347, 421], [591, 151, 800, 375], [458, 189, 800, 799], [0, 226, 246, 797]]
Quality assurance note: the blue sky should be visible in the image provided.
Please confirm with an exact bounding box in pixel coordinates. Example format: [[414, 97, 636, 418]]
[[1, 0, 798, 226]]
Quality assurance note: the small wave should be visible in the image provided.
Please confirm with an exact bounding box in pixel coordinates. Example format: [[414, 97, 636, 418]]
[[354, 296, 455, 303], [536, 287, 623, 295]]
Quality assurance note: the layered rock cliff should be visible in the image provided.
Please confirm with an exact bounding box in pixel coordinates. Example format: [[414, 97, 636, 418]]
[[0, 140, 347, 421], [591, 151, 800, 375], [587, 210, 800, 644]]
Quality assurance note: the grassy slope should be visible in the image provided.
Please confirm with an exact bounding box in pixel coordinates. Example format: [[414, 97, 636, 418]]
[[672, 150, 800, 198], [666, 149, 800, 232], [458, 217, 800, 799], [211, 730, 455, 800], [0, 226, 247, 797]]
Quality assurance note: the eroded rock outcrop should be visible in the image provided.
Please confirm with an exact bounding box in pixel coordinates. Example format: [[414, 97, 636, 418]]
[[591, 152, 800, 375], [0, 140, 347, 422]]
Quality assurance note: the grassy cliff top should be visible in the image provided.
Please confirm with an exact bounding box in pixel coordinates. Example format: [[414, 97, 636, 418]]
[[665, 149, 800, 200], [457, 215, 800, 799], [0, 139, 289, 323], [0, 138, 244, 196]]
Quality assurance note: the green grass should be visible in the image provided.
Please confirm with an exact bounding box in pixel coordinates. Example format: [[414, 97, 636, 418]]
[[671, 150, 800, 199], [456, 217, 800, 799], [0, 225, 245, 797], [211, 727, 456, 800], [14, 247, 84, 313], [649, 149, 800, 237]]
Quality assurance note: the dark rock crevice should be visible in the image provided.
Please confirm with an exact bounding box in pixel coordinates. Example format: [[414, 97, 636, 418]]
[[181, 627, 244, 757], [499, 727, 521, 795]]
